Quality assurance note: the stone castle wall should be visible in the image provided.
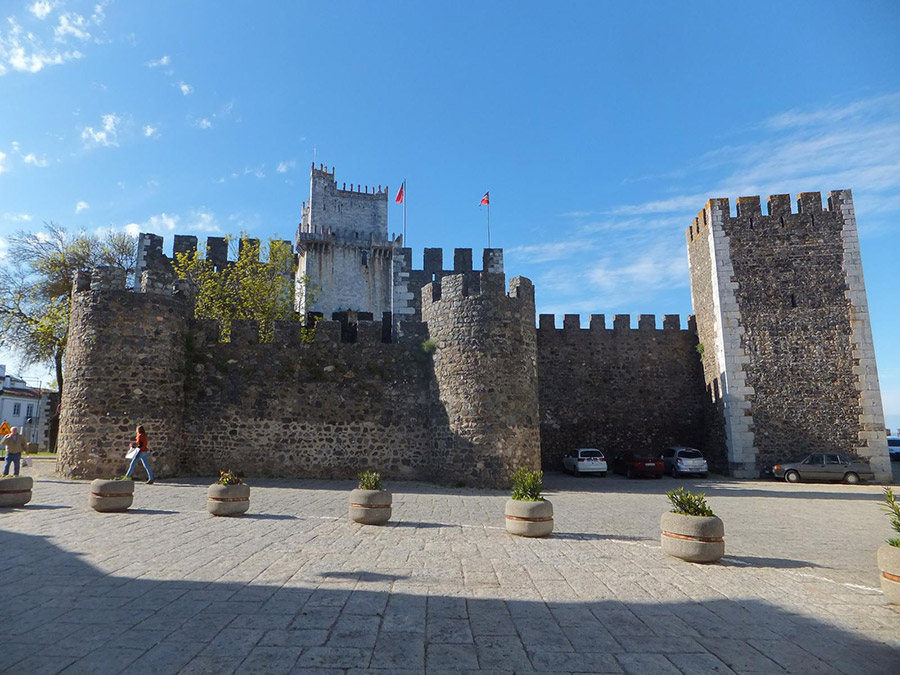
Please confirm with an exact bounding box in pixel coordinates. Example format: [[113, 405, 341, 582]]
[[422, 273, 541, 486], [57, 268, 190, 478], [181, 318, 436, 481], [687, 191, 890, 479], [536, 314, 719, 470]]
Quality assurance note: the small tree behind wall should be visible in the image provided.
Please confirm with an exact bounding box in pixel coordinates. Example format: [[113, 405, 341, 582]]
[[172, 234, 312, 342]]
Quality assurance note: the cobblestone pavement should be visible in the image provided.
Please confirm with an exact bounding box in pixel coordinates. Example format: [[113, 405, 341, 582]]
[[1, 470, 898, 674]]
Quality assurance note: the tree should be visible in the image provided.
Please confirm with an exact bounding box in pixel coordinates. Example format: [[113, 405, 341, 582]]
[[0, 222, 136, 397], [172, 235, 304, 342]]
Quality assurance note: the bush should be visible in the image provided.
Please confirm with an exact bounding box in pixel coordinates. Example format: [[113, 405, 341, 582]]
[[217, 470, 243, 486], [667, 487, 714, 517], [421, 339, 437, 354], [357, 470, 384, 491], [883, 487, 900, 547], [510, 467, 543, 501]]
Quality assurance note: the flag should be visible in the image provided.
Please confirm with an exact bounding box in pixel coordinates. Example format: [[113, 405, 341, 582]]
[[395, 182, 405, 204], [480, 191, 490, 206]]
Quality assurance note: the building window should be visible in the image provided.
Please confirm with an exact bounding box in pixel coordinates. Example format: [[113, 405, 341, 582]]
[[26, 404, 33, 419], [12, 403, 21, 416]]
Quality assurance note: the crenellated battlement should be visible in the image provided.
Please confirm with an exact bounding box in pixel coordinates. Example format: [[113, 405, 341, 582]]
[[537, 313, 696, 333], [190, 316, 429, 347], [420, 273, 531, 308], [686, 190, 848, 243]]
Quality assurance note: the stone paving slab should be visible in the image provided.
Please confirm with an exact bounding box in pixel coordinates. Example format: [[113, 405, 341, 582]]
[[0, 472, 898, 674]]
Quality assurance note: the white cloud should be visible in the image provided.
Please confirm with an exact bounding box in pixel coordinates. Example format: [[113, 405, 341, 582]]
[[187, 210, 221, 233], [23, 152, 49, 167], [0, 237, 7, 260], [0, 17, 84, 76], [196, 118, 212, 129], [143, 125, 158, 138], [81, 113, 120, 148], [54, 13, 92, 41], [124, 222, 140, 237], [29, 2, 54, 20], [146, 55, 169, 68], [179, 81, 193, 96], [244, 165, 265, 179], [75, 200, 89, 214], [276, 160, 296, 173], [0, 151, 7, 174], [2, 213, 33, 222], [126, 210, 221, 236]]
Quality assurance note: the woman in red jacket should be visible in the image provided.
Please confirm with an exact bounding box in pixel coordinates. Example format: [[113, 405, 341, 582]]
[[124, 424, 154, 484]]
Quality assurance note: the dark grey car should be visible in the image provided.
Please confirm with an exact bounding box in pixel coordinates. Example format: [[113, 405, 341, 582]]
[[773, 453, 875, 484]]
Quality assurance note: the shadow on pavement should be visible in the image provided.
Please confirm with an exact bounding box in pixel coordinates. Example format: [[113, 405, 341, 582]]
[[318, 570, 411, 583], [1, 529, 897, 674], [720, 555, 823, 569]]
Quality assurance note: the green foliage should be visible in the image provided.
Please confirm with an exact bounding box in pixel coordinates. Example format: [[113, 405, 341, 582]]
[[421, 339, 437, 354], [113, 475, 134, 481], [357, 470, 384, 491], [510, 467, 544, 501], [667, 487, 715, 517], [217, 470, 243, 486], [882, 487, 900, 548], [0, 222, 136, 395], [695, 343, 705, 358], [172, 234, 313, 343]]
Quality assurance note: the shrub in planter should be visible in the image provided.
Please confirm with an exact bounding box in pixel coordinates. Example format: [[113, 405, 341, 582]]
[[660, 487, 724, 562], [877, 487, 900, 604], [207, 470, 250, 517], [0, 475, 33, 507], [349, 470, 392, 525], [505, 468, 553, 537], [89, 477, 134, 512]]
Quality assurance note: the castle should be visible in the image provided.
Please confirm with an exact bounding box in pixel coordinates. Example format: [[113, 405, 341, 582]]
[[56, 164, 892, 485]]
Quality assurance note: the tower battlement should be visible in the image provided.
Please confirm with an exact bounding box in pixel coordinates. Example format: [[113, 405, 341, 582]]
[[537, 313, 695, 333]]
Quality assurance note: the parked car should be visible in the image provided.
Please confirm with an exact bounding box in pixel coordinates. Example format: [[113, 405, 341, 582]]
[[888, 437, 900, 462], [661, 447, 709, 478], [611, 451, 664, 479], [562, 448, 608, 476], [772, 453, 875, 484]]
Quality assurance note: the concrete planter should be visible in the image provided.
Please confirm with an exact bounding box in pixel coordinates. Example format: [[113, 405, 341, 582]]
[[89, 479, 134, 512], [349, 489, 392, 525], [0, 476, 33, 507], [505, 498, 553, 537], [660, 511, 724, 562], [877, 543, 900, 604], [207, 482, 250, 516]]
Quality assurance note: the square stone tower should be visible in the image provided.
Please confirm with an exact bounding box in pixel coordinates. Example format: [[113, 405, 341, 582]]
[[295, 164, 399, 319], [686, 190, 890, 480]]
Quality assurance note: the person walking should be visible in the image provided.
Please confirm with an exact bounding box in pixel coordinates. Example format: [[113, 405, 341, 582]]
[[124, 424, 154, 484], [2, 426, 28, 477]]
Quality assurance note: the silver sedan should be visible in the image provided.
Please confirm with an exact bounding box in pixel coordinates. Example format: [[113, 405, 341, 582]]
[[773, 453, 874, 484]]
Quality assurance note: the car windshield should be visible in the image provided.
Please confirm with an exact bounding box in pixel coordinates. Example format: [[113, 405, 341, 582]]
[[579, 450, 603, 458], [678, 450, 703, 459], [889, 439, 900, 448]]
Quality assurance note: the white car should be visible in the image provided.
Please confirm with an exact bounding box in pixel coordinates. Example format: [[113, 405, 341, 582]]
[[562, 448, 608, 476]]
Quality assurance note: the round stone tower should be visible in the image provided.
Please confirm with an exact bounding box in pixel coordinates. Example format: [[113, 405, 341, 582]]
[[421, 272, 541, 487], [56, 267, 191, 479]]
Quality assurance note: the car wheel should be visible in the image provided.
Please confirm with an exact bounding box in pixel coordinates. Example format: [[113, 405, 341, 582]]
[[784, 470, 800, 483], [655, 473, 662, 479], [671, 467, 680, 478], [626, 467, 634, 479], [843, 472, 860, 485], [599, 472, 606, 478]]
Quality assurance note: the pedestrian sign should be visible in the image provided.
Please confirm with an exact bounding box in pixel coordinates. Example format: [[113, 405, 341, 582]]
[[0, 422, 10, 435]]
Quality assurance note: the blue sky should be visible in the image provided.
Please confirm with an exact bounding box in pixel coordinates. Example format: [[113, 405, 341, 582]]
[[1, 1, 898, 430]]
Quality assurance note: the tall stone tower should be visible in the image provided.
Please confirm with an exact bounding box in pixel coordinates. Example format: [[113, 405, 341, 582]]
[[295, 164, 399, 320], [421, 272, 541, 487], [687, 190, 890, 480], [56, 267, 192, 479]]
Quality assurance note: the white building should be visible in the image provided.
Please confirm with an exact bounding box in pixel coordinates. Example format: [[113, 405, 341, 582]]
[[0, 365, 53, 450]]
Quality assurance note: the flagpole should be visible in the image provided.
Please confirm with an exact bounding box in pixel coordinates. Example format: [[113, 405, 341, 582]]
[[403, 180, 407, 246], [487, 201, 491, 248]]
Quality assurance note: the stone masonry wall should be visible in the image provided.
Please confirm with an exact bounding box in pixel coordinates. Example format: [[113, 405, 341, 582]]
[[537, 314, 718, 471], [57, 268, 190, 479], [422, 273, 541, 487], [181, 318, 436, 481], [689, 192, 890, 474]]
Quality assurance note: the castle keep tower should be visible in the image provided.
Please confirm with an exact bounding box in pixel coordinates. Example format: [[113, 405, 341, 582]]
[[687, 191, 890, 480], [421, 272, 541, 486], [295, 164, 399, 320], [56, 268, 192, 479]]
